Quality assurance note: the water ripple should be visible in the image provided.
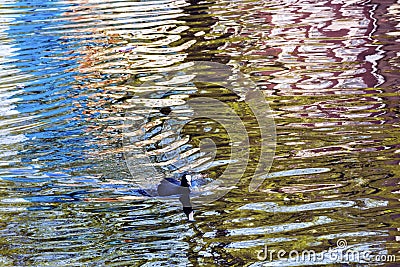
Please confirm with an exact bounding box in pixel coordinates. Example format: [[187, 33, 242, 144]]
[[0, 0, 399, 265]]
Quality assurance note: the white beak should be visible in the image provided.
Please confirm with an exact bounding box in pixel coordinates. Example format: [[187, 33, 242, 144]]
[[186, 175, 192, 186]]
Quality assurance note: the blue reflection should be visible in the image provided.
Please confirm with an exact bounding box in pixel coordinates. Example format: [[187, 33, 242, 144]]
[[3, 0, 97, 172]]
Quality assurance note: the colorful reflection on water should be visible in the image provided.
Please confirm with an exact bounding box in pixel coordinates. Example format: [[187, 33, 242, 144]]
[[0, 0, 399, 265]]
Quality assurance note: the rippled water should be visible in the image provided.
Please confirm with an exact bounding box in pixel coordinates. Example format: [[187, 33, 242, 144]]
[[1, 0, 399, 266]]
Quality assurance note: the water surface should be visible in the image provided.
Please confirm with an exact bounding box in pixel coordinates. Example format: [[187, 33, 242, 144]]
[[0, 0, 399, 266]]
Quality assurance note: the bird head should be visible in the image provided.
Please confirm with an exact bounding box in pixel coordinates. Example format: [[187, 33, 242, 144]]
[[181, 171, 192, 188]]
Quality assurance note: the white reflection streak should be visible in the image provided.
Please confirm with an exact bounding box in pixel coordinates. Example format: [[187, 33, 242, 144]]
[[0, 2, 28, 164], [368, 3, 385, 87]]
